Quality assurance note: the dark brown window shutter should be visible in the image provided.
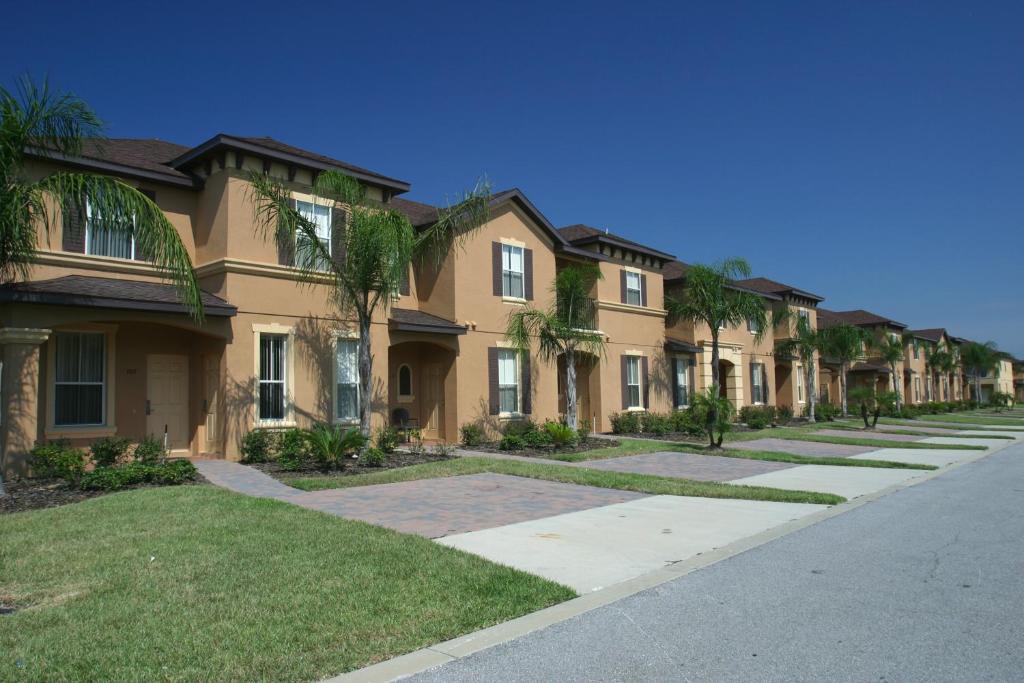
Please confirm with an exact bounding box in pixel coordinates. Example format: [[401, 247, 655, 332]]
[[488, 348, 500, 415], [62, 194, 86, 253], [621, 355, 630, 409], [620, 270, 628, 304], [640, 274, 648, 307], [523, 248, 534, 300], [520, 351, 532, 414], [689, 358, 697, 401], [134, 189, 156, 261], [278, 199, 297, 266], [492, 242, 502, 296], [641, 356, 650, 409], [672, 357, 680, 408], [331, 206, 347, 268], [763, 365, 770, 403]]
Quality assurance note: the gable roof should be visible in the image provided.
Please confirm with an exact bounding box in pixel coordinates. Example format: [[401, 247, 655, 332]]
[[734, 277, 824, 303], [558, 224, 675, 262], [906, 328, 947, 343], [818, 308, 907, 330]]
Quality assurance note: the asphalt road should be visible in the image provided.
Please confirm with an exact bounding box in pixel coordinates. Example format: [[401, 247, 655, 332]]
[[410, 442, 1024, 682]]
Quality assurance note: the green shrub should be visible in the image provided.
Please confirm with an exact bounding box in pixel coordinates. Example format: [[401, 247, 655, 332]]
[[775, 405, 793, 425], [498, 434, 525, 451], [739, 405, 774, 429], [543, 421, 578, 447], [362, 447, 386, 467], [375, 427, 399, 453], [577, 426, 591, 443], [639, 412, 672, 435], [30, 441, 86, 483], [670, 409, 704, 435], [90, 437, 131, 468], [690, 388, 734, 446], [133, 435, 166, 463], [276, 428, 311, 470], [522, 428, 553, 448], [79, 460, 197, 491], [815, 403, 839, 422], [240, 429, 275, 463], [460, 423, 486, 447], [501, 419, 537, 438], [432, 442, 458, 457], [609, 411, 641, 434], [308, 424, 366, 470]]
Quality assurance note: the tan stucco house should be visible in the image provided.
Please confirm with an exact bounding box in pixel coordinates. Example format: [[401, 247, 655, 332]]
[[817, 308, 907, 402]]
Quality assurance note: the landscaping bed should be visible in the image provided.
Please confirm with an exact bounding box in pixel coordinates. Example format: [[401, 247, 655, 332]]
[[250, 449, 456, 479], [467, 437, 620, 459], [0, 472, 207, 515]]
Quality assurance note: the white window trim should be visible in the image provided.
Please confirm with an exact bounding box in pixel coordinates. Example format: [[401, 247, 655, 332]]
[[674, 354, 690, 409], [253, 323, 295, 428], [501, 243, 525, 299], [625, 355, 644, 410], [795, 363, 806, 404], [85, 198, 136, 260], [497, 348, 522, 417], [294, 197, 333, 272], [397, 363, 414, 403], [751, 362, 765, 405], [333, 335, 361, 424], [625, 270, 643, 307], [45, 325, 118, 438]]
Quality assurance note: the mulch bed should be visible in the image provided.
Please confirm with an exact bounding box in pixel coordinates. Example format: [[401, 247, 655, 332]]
[[467, 437, 620, 459], [0, 475, 208, 515], [249, 450, 457, 479]]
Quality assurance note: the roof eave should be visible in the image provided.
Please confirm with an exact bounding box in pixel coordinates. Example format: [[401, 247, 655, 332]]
[[25, 147, 199, 188]]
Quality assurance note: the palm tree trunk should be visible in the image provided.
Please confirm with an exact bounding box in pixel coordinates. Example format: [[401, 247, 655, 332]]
[[565, 349, 578, 430], [891, 362, 902, 410], [709, 332, 721, 449], [806, 353, 817, 423], [840, 362, 849, 417], [358, 315, 373, 439]]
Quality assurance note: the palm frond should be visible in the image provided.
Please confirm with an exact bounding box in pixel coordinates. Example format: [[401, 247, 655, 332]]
[[0, 76, 103, 162], [414, 179, 490, 268]]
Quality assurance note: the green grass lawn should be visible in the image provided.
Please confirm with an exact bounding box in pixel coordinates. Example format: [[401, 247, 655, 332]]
[[0, 486, 574, 681], [915, 414, 1024, 427], [769, 433, 985, 450], [827, 424, 1015, 440], [285, 455, 844, 505], [875, 417, 1019, 432], [671, 445, 937, 470]]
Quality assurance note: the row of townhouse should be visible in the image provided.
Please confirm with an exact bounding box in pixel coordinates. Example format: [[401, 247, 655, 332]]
[[0, 134, 1007, 475]]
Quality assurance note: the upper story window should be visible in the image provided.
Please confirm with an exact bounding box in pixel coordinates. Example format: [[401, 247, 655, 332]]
[[797, 309, 810, 328], [53, 331, 105, 426], [497, 349, 520, 413], [501, 244, 525, 299], [86, 198, 135, 259], [747, 317, 761, 334], [258, 334, 288, 422], [295, 200, 332, 271], [625, 271, 643, 307], [913, 340, 920, 359]]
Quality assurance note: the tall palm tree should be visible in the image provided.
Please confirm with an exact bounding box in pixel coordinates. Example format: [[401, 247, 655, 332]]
[[0, 77, 203, 495], [505, 264, 605, 430], [961, 341, 1000, 402], [249, 171, 489, 437], [665, 258, 772, 448], [925, 344, 954, 401], [818, 322, 870, 417], [0, 77, 202, 312], [873, 334, 905, 410], [776, 313, 822, 422]]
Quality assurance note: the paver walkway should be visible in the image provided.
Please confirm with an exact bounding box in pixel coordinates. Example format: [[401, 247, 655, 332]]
[[730, 438, 876, 457], [193, 459, 646, 538], [579, 451, 794, 481]]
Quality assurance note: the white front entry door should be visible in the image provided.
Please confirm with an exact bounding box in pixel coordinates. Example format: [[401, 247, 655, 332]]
[[146, 354, 190, 452]]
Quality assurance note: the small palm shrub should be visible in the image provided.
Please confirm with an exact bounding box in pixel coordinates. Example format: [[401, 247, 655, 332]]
[[90, 437, 131, 468], [460, 423, 486, 447], [543, 421, 578, 447], [133, 435, 166, 463], [609, 411, 641, 434], [308, 424, 366, 470], [30, 442, 86, 483], [690, 388, 734, 447]]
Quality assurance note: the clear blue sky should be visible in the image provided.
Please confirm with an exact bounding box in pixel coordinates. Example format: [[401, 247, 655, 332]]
[[4, 1, 1022, 354]]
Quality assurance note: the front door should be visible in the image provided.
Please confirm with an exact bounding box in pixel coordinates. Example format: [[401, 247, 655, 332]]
[[421, 363, 444, 441], [147, 354, 189, 452], [202, 355, 220, 454]]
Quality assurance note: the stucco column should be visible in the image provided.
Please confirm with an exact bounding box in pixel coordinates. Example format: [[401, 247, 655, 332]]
[[1, 328, 51, 479]]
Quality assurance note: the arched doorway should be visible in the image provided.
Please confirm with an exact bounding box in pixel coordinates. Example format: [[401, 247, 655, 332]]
[[717, 359, 733, 399], [388, 340, 456, 441]]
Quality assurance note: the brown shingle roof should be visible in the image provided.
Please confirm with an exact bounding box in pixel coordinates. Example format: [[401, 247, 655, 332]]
[[906, 328, 946, 342], [388, 197, 440, 227], [0, 275, 235, 316], [228, 136, 407, 186], [558, 224, 674, 259], [662, 260, 691, 282], [734, 277, 823, 303], [389, 307, 466, 335], [818, 308, 907, 330], [60, 138, 193, 181]]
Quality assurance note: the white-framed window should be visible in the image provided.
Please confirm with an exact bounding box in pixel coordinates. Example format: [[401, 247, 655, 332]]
[[397, 364, 413, 400], [747, 317, 760, 334], [85, 198, 135, 259], [258, 334, 288, 422], [626, 355, 642, 408], [797, 309, 810, 328], [625, 271, 643, 307], [335, 339, 360, 422], [501, 244, 524, 298], [796, 364, 805, 403], [295, 199, 332, 271], [54, 331, 106, 426], [926, 376, 933, 401], [751, 362, 766, 404], [498, 349, 520, 414], [674, 357, 690, 408], [914, 377, 921, 403]]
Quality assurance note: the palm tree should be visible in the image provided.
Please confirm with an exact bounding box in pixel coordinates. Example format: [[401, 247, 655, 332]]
[[248, 171, 489, 437], [961, 341, 1000, 402], [505, 264, 605, 430], [818, 322, 870, 417], [665, 258, 772, 448], [0, 77, 202, 312], [924, 344, 954, 402], [872, 334, 905, 411], [776, 313, 822, 422], [0, 77, 203, 496]]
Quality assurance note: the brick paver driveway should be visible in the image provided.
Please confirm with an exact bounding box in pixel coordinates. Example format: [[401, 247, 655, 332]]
[[580, 451, 794, 481], [730, 438, 876, 457]]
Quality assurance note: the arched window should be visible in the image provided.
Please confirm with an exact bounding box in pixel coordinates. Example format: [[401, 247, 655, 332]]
[[398, 364, 413, 399]]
